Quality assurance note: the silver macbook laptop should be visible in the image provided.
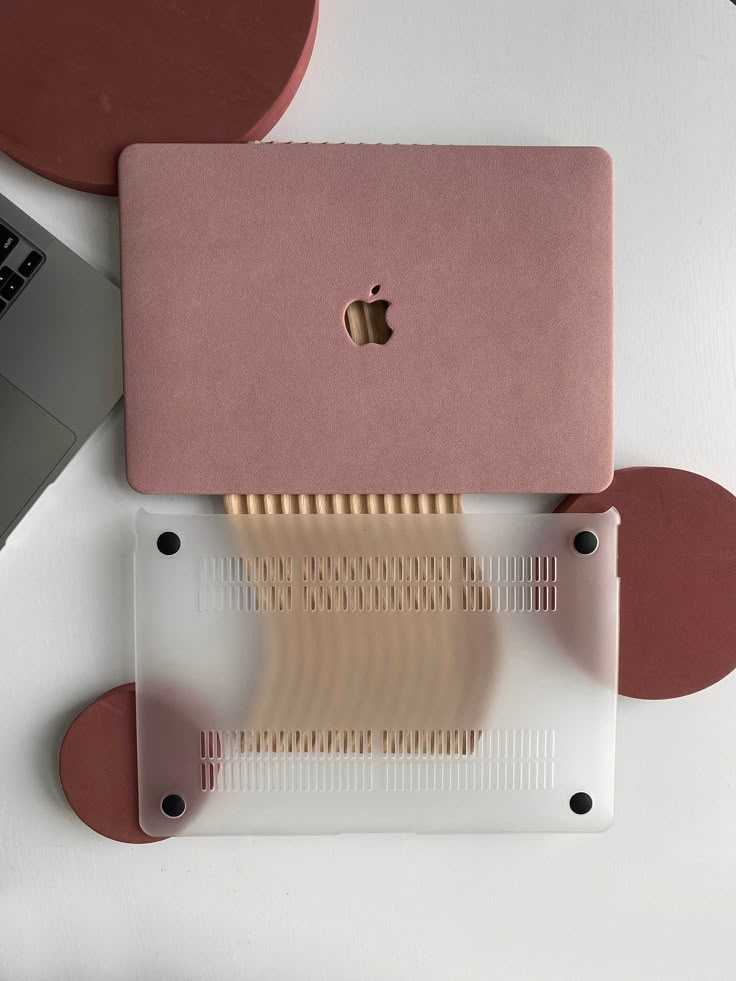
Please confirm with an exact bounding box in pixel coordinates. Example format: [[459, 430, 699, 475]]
[[0, 191, 122, 548]]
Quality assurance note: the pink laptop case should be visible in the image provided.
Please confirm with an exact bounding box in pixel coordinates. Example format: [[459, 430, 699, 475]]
[[119, 144, 613, 494]]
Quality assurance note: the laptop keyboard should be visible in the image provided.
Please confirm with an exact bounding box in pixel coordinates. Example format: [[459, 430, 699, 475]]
[[0, 221, 45, 318]]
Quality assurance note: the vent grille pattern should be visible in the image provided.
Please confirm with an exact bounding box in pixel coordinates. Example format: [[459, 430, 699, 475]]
[[383, 728, 482, 756], [462, 584, 556, 612], [384, 758, 555, 791], [200, 729, 373, 794], [463, 555, 557, 583], [196, 554, 559, 614], [384, 728, 555, 792], [303, 555, 451, 583], [198, 556, 292, 613], [201, 729, 373, 759], [200, 760, 372, 793], [303, 554, 453, 613], [199, 729, 555, 793], [383, 728, 554, 760], [462, 555, 557, 613], [199, 584, 293, 612], [199, 556, 293, 583], [303, 583, 452, 613]]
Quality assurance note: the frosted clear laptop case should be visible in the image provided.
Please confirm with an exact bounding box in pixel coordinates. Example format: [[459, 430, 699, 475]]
[[135, 510, 619, 835]]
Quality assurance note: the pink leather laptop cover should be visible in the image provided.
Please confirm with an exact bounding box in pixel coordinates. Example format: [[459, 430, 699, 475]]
[[119, 144, 613, 494]]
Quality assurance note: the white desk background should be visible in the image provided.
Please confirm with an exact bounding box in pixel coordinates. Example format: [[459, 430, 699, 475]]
[[1, 2, 735, 978]]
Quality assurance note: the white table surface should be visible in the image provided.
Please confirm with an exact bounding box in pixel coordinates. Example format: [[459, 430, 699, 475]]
[[2, 2, 736, 978]]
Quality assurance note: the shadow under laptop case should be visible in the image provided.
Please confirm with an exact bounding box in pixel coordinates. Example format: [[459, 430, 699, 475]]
[[119, 144, 613, 494]]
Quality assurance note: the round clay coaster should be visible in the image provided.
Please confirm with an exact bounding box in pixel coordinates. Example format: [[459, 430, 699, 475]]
[[557, 467, 736, 699], [2, 0, 318, 194], [60, 683, 165, 844]]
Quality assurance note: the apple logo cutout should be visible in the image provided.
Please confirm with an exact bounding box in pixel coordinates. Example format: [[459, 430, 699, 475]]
[[344, 285, 393, 346]]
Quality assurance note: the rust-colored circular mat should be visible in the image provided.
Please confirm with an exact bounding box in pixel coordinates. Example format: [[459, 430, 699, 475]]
[[557, 467, 736, 699], [60, 684, 165, 843], [2, 0, 318, 194]]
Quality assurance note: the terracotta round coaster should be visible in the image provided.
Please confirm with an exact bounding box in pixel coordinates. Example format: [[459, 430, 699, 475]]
[[60, 683, 166, 844], [2, 0, 318, 194], [557, 467, 736, 699]]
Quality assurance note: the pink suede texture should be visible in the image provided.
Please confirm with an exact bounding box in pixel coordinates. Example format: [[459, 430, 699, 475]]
[[118, 144, 614, 494]]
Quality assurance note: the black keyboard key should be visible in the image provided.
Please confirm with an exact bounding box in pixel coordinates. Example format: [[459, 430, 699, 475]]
[[0, 224, 19, 260], [0, 272, 23, 301], [0, 298, 6, 315], [0, 266, 12, 287], [18, 250, 43, 277]]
